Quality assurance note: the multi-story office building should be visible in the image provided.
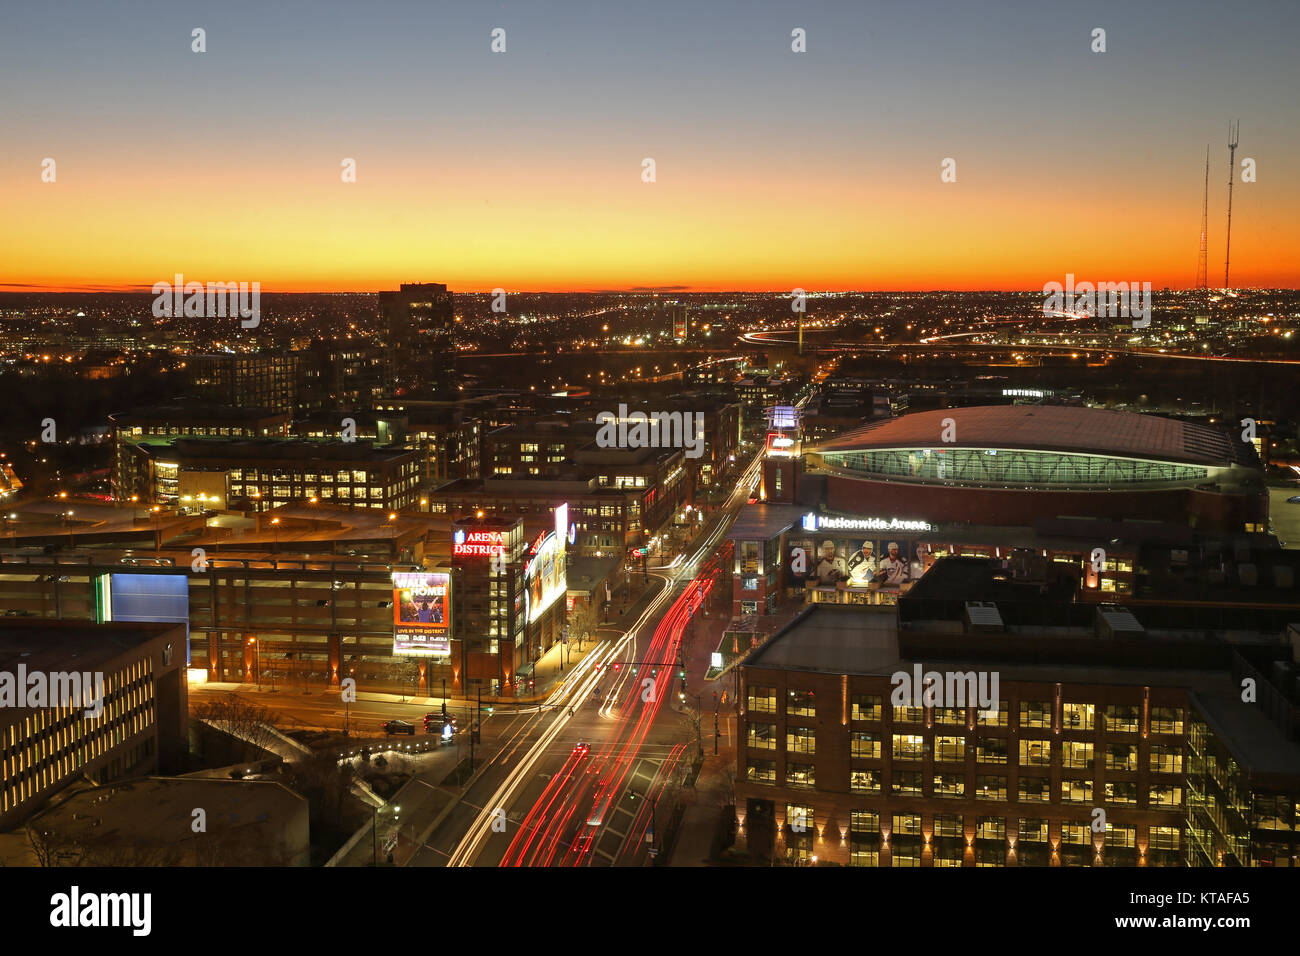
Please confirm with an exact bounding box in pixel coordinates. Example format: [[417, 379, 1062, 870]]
[[379, 282, 455, 392], [110, 405, 291, 502], [484, 420, 595, 478], [734, 567, 1300, 867], [427, 444, 687, 558], [116, 437, 420, 512], [0, 619, 189, 830], [296, 342, 387, 412], [187, 353, 299, 414]]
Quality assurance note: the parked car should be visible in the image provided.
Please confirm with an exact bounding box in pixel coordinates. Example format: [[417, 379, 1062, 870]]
[[382, 719, 415, 736]]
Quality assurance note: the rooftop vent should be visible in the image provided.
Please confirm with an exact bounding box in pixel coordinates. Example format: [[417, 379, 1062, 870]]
[[963, 602, 1003, 633], [1095, 605, 1144, 640]]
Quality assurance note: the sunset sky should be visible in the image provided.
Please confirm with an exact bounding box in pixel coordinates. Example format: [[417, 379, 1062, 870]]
[[2, 0, 1298, 293]]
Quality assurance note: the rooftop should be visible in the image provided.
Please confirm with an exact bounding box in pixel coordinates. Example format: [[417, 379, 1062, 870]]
[[813, 405, 1242, 467]]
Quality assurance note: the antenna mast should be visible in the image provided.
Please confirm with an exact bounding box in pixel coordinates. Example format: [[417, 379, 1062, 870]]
[[1224, 120, 1239, 288]]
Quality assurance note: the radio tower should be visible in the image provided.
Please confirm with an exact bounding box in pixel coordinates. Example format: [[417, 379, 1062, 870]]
[[1224, 120, 1239, 288], [1195, 145, 1209, 292]]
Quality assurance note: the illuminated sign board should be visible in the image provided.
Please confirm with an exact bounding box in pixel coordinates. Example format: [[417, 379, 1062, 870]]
[[392, 571, 451, 657], [765, 432, 796, 457], [453, 528, 506, 557], [768, 406, 799, 430], [801, 513, 932, 533], [525, 531, 566, 625], [95, 572, 192, 664]]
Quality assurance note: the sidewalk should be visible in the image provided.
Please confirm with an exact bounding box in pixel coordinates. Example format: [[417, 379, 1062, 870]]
[[666, 749, 736, 867]]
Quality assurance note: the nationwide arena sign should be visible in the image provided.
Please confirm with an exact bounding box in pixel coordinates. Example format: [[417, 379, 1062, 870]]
[[802, 513, 933, 533], [392, 571, 451, 657]]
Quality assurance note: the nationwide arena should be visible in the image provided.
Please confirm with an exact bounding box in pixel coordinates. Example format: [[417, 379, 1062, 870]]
[[801, 405, 1265, 533]]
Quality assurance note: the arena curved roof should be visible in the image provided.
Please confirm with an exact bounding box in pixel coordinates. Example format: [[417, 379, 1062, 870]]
[[812, 405, 1240, 468]]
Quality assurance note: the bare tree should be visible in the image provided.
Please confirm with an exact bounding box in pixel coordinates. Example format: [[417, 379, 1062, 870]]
[[193, 692, 281, 757], [567, 600, 599, 649]]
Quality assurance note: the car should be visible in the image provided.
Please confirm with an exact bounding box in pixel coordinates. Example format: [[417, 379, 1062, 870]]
[[1287, 496, 1300, 504], [382, 719, 415, 736], [573, 741, 590, 754]]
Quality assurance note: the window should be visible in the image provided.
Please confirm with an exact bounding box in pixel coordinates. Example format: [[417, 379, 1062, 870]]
[[786, 762, 815, 788], [786, 727, 815, 755], [741, 601, 757, 615], [934, 736, 965, 762], [893, 705, 924, 724], [746, 759, 775, 784], [1061, 741, 1093, 770], [976, 817, 1005, 841], [1106, 744, 1137, 771], [1105, 782, 1137, 805], [1060, 823, 1091, 846], [892, 813, 923, 836], [1061, 779, 1093, 803], [933, 814, 963, 838], [851, 732, 881, 759], [850, 811, 880, 867], [1062, 703, 1094, 731], [1150, 707, 1183, 735], [1107, 827, 1138, 848], [1149, 826, 1181, 850], [975, 738, 1007, 764], [1018, 776, 1050, 803], [976, 700, 1008, 727], [1018, 819, 1049, 844], [741, 576, 758, 591], [850, 769, 881, 793], [892, 734, 926, 760], [786, 689, 815, 717], [1019, 738, 1051, 767], [891, 771, 923, 796], [934, 707, 965, 726], [1149, 784, 1183, 808], [1254, 795, 1290, 831], [851, 695, 882, 721], [747, 722, 776, 751], [934, 773, 965, 798], [785, 804, 814, 836], [1149, 743, 1182, 774], [747, 686, 776, 714], [1020, 701, 1052, 729], [1105, 704, 1140, 733], [974, 775, 1007, 801]]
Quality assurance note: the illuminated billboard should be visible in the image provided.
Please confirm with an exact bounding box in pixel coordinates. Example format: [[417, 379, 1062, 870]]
[[524, 531, 566, 625], [392, 571, 451, 657], [95, 572, 192, 663]]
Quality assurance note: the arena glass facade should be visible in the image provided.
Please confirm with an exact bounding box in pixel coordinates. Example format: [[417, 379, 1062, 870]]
[[815, 447, 1213, 490]]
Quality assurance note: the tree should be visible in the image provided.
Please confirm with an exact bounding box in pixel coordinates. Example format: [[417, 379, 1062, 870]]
[[192, 692, 281, 759], [567, 600, 600, 649]]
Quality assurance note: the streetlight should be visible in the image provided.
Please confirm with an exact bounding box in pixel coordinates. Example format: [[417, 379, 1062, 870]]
[[247, 636, 261, 690], [270, 516, 281, 554]]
